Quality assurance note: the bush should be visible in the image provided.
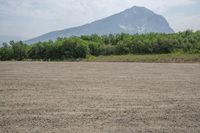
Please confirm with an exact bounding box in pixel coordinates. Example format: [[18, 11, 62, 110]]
[[59, 38, 89, 59], [0, 30, 200, 61]]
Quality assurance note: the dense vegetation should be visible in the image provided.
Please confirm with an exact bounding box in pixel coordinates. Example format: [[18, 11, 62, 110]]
[[0, 30, 200, 61]]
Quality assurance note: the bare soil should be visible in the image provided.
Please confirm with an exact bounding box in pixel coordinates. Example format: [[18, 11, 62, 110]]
[[0, 62, 200, 133]]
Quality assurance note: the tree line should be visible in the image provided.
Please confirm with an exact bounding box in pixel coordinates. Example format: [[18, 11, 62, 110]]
[[0, 30, 200, 61]]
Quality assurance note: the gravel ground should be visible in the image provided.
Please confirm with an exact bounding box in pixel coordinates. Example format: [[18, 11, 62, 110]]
[[0, 62, 200, 133]]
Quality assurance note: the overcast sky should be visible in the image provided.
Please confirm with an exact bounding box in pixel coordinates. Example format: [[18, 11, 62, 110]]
[[0, 0, 200, 39]]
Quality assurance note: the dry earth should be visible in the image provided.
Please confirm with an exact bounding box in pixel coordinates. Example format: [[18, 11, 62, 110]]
[[0, 62, 200, 133]]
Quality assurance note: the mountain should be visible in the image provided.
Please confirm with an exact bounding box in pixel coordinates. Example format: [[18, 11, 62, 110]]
[[0, 35, 26, 46], [26, 6, 174, 44]]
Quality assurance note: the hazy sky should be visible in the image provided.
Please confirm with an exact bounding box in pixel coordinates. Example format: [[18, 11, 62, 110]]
[[0, 0, 200, 39]]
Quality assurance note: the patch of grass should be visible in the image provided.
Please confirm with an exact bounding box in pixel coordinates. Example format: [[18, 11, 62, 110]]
[[85, 54, 200, 63]]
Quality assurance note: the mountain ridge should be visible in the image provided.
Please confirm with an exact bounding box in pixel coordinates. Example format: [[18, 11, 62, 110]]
[[26, 6, 174, 44]]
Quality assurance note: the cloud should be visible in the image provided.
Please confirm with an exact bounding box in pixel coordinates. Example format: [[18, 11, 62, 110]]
[[0, 0, 199, 38], [131, 0, 196, 13], [168, 14, 200, 31]]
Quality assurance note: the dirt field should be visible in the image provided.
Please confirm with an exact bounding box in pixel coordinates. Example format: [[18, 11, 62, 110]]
[[0, 62, 200, 133]]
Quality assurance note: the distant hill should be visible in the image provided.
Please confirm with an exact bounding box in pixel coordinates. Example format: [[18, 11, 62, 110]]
[[26, 6, 174, 44], [0, 35, 25, 46]]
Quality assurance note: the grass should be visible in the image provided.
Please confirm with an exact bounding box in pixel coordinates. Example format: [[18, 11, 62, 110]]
[[85, 54, 200, 63]]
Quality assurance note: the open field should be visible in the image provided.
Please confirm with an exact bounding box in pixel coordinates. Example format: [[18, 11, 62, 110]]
[[86, 54, 200, 63], [0, 62, 200, 132]]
